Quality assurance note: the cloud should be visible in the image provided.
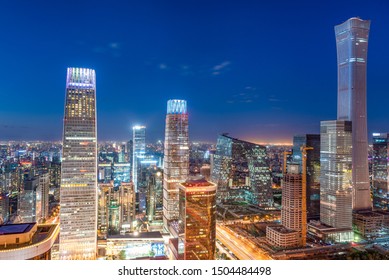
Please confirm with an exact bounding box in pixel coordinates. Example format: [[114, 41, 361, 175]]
[[109, 42, 120, 49], [268, 95, 287, 102], [226, 86, 260, 104], [159, 63, 168, 70], [213, 61, 230, 71], [212, 61, 231, 75]]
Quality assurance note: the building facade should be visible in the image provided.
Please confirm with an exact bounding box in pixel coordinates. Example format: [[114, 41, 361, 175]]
[[335, 17, 371, 211], [163, 99, 189, 233], [211, 134, 272, 207], [320, 120, 353, 230], [267, 164, 304, 249], [372, 133, 389, 210], [60, 67, 98, 260], [132, 126, 146, 192], [178, 178, 216, 260]]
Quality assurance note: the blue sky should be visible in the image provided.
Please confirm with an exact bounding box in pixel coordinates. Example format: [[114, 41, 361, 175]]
[[0, 0, 388, 143]]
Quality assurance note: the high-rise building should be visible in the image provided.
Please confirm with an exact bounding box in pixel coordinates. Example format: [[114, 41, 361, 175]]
[[146, 168, 163, 224], [335, 17, 371, 210], [178, 177, 216, 260], [98, 182, 115, 237], [320, 120, 353, 229], [119, 182, 136, 230], [292, 134, 320, 219], [211, 134, 272, 207], [132, 126, 146, 192], [266, 164, 304, 249], [163, 100, 189, 233], [18, 177, 39, 223], [0, 193, 9, 224], [281, 164, 304, 233], [372, 133, 389, 210], [60, 67, 97, 260], [97, 181, 135, 237], [37, 173, 50, 222]]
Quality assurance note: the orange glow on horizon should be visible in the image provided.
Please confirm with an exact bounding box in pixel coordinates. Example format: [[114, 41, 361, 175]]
[[245, 138, 293, 146]]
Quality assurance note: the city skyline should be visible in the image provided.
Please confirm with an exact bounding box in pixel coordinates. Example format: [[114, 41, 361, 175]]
[[0, 1, 388, 143]]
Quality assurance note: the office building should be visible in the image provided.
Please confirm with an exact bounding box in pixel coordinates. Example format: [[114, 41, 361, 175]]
[[98, 181, 135, 237], [163, 99, 189, 233], [132, 126, 146, 192], [320, 120, 353, 229], [37, 173, 50, 222], [335, 17, 371, 210], [60, 67, 97, 260], [18, 177, 39, 223], [119, 182, 136, 230], [372, 133, 389, 210], [146, 168, 163, 224], [267, 164, 304, 248], [178, 177, 216, 260], [211, 134, 272, 207]]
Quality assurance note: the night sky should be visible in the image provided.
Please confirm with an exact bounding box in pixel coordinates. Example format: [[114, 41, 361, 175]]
[[0, 0, 388, 143]]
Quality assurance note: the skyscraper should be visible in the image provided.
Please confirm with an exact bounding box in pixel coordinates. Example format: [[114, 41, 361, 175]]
[[266, 164, 304, 249], [372, 133, 389, 210], [211, 134, 272, 207], [60, 67, 97, 260], [163, 99, 189, 233], [292, 134, 320, 219], [132, 126, 146, 192], [335, 17, 371, 210], [320, 120, 353, 230], [178, 177, 216, 260]]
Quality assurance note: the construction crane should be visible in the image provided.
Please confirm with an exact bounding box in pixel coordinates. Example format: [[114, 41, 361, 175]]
[[301, 145, 313, 247], [283, 151, 292, 174]]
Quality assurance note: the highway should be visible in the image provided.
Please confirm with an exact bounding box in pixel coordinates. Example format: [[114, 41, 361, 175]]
[[216, 224, 272, 260]]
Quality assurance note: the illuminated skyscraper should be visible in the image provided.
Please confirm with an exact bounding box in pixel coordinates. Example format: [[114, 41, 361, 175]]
[[60, 67, 97, 260], [266, 164, 304, 249], [163, 99, 189, 233], [211, 134, 272, 207], [178, 177, 216, 260], [372, 133, 389, 210], [132, 126, 146, 192], [320, 120, 353, 230], [335, 17, 371, 210]]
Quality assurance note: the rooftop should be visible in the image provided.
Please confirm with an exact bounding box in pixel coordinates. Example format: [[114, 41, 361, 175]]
[[0, 223, 58, 251], [181, 176, 215, 187], [0, 223, 35, 235], [268, 226, 297, 234], [354, 210, 383, 218]]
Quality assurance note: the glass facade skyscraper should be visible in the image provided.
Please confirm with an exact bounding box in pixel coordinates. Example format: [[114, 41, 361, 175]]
[[60, 67, 97, 260], [335, 17, 371, 211], [163, 99, 189, 233], [211, 134, 272, 207], [372, 133, 389, 210], [320, 120, 353, 229], [178, 178, 216, 260], [132, 126, 146, 193]]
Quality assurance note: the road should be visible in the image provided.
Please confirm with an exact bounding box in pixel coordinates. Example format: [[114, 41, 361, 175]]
[[216, 224, 272, 260]]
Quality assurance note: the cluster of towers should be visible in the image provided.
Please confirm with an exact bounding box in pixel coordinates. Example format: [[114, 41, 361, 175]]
[[266, 17, 389, 249], [57, 16, 386, 258], [59, 66, 215, 259]]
